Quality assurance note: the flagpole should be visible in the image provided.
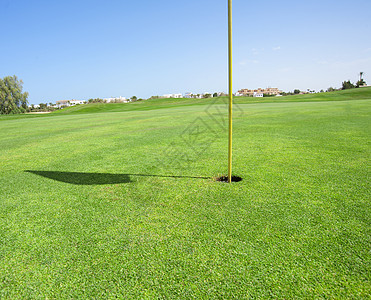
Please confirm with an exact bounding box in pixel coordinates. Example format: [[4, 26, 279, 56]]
[[228, 0, 233, 183]]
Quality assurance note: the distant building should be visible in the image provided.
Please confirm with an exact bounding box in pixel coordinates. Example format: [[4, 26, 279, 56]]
[[56, 100, 70, 108], [253, 92, 263, 97], [70, 100, 86, 105], [56, 99, 86, 108], [163, 94, 182, 98], [104, 96, 128, 103], [237, 87, 282, 96]]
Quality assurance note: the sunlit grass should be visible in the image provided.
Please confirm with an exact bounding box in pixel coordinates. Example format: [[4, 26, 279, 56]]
[[0, 90, 370, 298]]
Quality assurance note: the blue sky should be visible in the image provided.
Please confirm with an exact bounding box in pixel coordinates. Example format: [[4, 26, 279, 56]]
[[1, 0, 370, 104]]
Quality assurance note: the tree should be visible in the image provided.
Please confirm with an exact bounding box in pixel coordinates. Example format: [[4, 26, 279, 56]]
[[342, 80, 355, 90], [356, 79, 367, 88], [88, 98, 104, 103], [327, 87, 336, 92], [39, 103, 48, 110], [213, 92, 218, 98], [0, 75, 29, 114], [130, 96, 137, 102], [294, 89, 300, 94]]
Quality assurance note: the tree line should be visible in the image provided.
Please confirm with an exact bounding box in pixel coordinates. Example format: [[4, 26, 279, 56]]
[[341, 78, 367, 90], [1, 74, 367, 115], [0, 76, 29, 114]]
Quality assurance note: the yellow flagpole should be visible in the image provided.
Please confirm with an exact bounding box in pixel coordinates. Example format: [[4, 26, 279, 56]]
[[228, 0, 233, 183]]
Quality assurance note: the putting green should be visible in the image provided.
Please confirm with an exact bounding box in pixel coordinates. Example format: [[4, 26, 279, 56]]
[[0, 90, 370, 298]]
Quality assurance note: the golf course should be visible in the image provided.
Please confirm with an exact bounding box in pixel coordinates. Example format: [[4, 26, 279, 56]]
[[0, 88, 370, 298]]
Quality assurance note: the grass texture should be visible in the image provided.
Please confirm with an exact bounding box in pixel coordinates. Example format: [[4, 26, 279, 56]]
[[0, 89, 370, 298]]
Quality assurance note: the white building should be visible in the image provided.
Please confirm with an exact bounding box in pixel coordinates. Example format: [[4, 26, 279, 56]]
[[70, 100, 86, 105], [104, 96, 128, 103], [163, 94, 182, 98], [56, 99, 86, 108], [253, 92, 263, 97], [56, 100, 70, 108]]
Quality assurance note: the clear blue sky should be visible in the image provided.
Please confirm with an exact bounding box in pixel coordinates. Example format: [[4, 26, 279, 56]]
[[1, 0, 370, 104]]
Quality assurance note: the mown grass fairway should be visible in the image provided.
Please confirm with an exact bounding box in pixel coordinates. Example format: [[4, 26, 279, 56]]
[[0, 89, 370, 298]]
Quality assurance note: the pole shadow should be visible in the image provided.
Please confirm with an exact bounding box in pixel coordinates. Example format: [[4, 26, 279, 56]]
[[25, 170, 209, 185]]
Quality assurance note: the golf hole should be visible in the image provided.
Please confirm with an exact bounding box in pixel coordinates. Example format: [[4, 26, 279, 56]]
[[215, 176, 243, 183]]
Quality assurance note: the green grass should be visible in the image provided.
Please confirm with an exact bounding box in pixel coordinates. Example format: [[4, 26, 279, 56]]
[[0, 88, 370, 298]]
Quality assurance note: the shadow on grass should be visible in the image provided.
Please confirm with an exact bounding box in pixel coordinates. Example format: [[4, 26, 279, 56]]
[[25, 170, 209, 185]]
